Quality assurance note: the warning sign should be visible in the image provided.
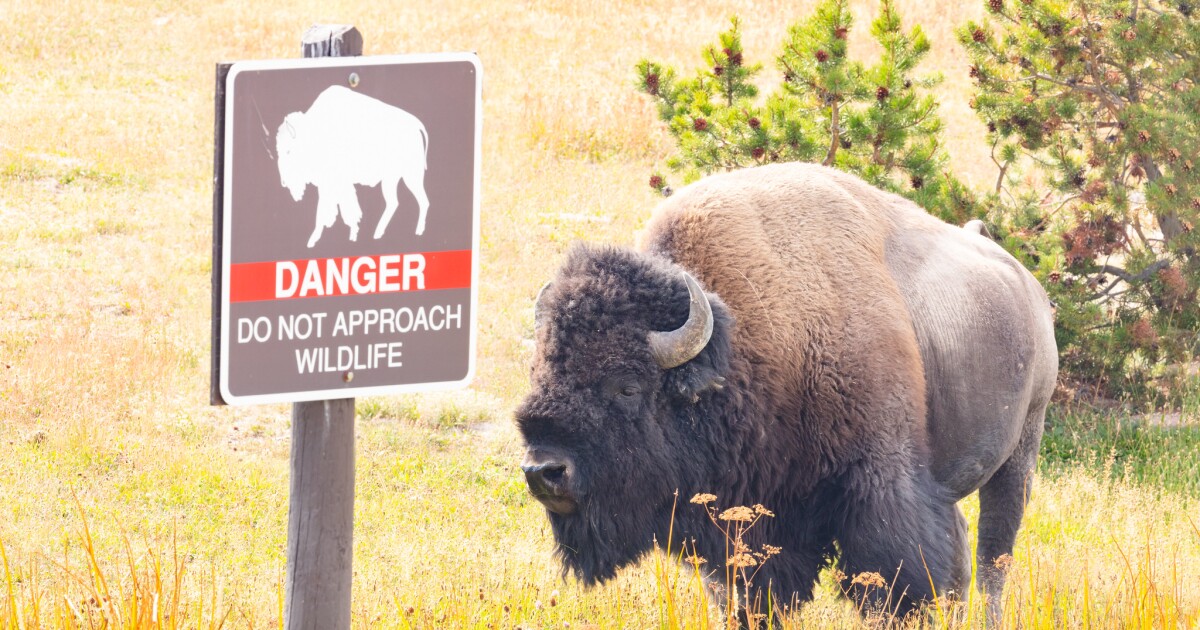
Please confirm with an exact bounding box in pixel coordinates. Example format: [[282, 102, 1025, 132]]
[[214, 53, 481, 405]]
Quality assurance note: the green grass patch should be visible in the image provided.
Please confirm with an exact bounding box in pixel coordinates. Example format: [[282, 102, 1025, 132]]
[[1041, 410, 1200, 498]]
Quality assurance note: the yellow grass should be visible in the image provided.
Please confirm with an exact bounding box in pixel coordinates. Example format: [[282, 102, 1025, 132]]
[[0, 0, 1196, 627]]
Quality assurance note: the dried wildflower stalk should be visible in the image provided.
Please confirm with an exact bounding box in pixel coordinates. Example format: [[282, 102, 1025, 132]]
[[689, 493, 780, 628]]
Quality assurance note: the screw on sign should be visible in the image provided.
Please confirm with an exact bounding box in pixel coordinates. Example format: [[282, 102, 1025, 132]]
[[210, 25, 481, 629]]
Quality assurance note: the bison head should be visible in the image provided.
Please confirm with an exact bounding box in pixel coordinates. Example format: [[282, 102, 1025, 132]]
[[275, 112, 308, 202], [515, 245, 733, 585]]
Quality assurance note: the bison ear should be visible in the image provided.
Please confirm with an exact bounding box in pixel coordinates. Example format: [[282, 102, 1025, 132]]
[[663, 297, 732, 405], [281, 112, 303, 139], [668, 363, 727, 404]]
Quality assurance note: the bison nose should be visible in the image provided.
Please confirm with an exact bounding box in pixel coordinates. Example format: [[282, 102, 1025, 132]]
[[522, 458, 577, 515]]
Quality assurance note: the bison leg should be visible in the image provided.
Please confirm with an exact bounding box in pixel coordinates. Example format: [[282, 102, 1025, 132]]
[[373, 175, 402, 240], [373, 170, 428, 240], [307, 192, 340, 248], [331, 184, 362, 242], [976, 403, 1045, 624], [405, 170, 431, 236], [837, 471, 969, 619]]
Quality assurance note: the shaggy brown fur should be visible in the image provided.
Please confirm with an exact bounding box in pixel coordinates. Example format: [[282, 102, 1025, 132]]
[[517, 162, 1057, 619]]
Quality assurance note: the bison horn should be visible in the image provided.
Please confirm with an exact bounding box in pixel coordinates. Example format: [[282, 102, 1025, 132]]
[[649, 271, 713, 369], [533, 281, 553, 331]]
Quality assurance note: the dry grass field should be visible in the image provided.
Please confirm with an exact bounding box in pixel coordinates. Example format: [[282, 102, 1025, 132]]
[[1, 0, 1197, 627]]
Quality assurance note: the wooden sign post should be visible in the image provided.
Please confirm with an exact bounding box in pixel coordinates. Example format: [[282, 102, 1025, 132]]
[[284, 26, 361, 630]]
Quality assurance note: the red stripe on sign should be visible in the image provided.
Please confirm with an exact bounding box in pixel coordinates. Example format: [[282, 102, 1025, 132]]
[[229, 250, 472, 303]]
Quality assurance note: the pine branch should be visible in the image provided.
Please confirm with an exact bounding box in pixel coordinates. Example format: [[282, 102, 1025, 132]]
[[989, 138, 1010, 195], [824, 98, 840, 166], [1022, 71, 1128, 107], [1097, 259, 1172, 286]]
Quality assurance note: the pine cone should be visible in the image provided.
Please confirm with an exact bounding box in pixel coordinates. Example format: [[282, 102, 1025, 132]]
[[645, 73, 660, 95], [911, 175, 924, 189], [713, 66, 724, 76], [1082, 180, 1107, 203], [693, 117, 708, 131], [1158, 266, 1190, 303], [1123, 28, 1136, 41], [972, 28, 987, 43], [649, 174, 665, 190], [751, 147, 765, 160], [1129, 318, 1158, 348], [816, 49, 830, 62], [1137, 130, 1151, 143], [748, 117, 761, 129], [876, 86, 890, 101], [1166, 148, 1181, 162], [989, 0, 1003, 12], [835, 26, 849, 40]]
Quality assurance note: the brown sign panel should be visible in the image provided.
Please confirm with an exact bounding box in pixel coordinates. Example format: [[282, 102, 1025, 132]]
[[217, 53, 481, 404]]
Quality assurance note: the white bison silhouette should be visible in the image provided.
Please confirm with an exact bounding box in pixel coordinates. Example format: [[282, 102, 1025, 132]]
[[276, 85, 430, 247]]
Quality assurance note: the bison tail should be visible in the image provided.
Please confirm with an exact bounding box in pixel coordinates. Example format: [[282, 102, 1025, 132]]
[[420, 125, 429, 169]]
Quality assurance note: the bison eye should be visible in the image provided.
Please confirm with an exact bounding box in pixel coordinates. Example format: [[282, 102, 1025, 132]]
[[603, 375, 642, 401]]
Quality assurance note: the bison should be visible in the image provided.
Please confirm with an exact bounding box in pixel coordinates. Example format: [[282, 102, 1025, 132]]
[[516, 163, 1057, 619], [276, 85, 430, 247]]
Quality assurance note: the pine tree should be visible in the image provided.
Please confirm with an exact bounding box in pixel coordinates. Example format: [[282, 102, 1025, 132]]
[[637, 0, 980, 224], [961, 0, 1199, 403]]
